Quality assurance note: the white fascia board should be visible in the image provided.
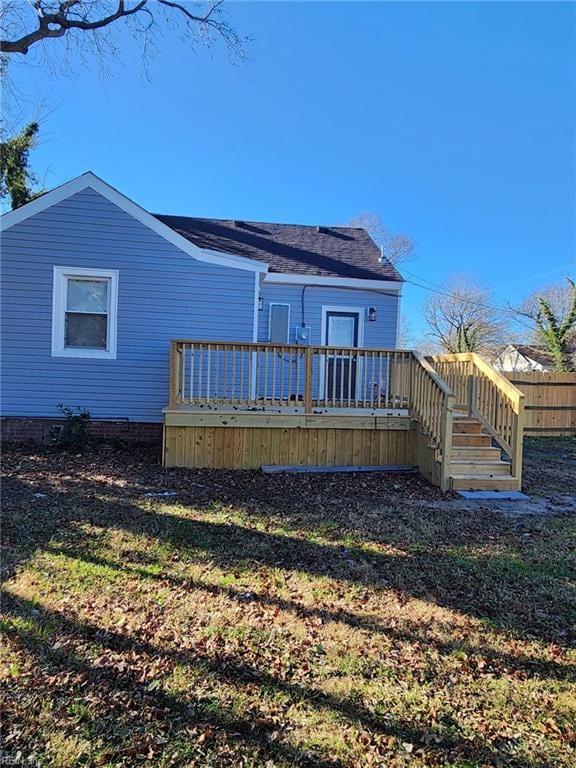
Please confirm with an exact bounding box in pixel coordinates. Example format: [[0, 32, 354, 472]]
[[197, 247, 267, 273], [1, 172, 265, 274], [263, 272, 403, 292], [395, 289, 402, 347]]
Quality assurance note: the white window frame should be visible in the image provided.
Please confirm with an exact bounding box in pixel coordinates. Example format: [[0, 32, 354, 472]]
[[51, 266, 119, 359], [268, 302, 291, 344]]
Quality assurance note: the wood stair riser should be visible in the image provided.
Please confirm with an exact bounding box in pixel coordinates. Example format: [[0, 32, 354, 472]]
[[450, 461, 510, 476], [450, 475, 520, 491], [452, 421, 484, 434], [450, 447, 501, 460], [452, 433, 492, 447]]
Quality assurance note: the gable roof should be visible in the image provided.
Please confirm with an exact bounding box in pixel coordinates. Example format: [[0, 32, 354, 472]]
[[0, 173, 266, 274], [154, 215, 403, 282], [1, 171, 403, 284]]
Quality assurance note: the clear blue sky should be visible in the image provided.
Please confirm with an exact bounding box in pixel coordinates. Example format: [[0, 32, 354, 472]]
[[8, 1, 575, 341]]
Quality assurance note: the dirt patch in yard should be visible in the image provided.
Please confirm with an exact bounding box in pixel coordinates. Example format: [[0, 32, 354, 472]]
[[522, 437, 576, 496]]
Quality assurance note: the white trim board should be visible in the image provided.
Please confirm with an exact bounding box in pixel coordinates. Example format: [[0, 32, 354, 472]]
[[250, 273, 261, 399], [252, 273, 261, 343], [1, 172, 267, 274], [395, 291, 402, 348], [263, 273, 403, 292]]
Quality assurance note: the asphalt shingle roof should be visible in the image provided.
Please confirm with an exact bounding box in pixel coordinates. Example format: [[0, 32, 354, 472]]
[[154, 215, 403, 282]]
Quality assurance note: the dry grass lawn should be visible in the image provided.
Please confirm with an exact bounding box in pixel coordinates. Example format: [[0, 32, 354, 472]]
[[1, 438, 575, 767]]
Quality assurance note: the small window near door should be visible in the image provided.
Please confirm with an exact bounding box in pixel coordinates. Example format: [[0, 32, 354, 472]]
[[52, 266, 118, 359], [269, 303, 290, 344]]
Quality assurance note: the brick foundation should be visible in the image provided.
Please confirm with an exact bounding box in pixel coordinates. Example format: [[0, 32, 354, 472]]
[[1, 417, 163, 445]]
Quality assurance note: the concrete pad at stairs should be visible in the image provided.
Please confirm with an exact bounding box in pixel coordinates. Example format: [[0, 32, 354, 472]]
[[457, 490, 529, 501], [429, 493, 576, 518]]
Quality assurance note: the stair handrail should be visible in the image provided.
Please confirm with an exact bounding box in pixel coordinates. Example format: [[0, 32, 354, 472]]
[[411, 352, 455, 492], [428, 352, 525, 480]]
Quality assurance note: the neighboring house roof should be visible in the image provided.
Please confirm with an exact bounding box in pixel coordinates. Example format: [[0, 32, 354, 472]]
[[513, 345, 556, 368], [500, 344, 576, 370], [154, 215, 403, 282]]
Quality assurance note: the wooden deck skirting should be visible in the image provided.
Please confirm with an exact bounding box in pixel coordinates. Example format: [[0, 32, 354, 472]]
[[164, 414, 415, 471]]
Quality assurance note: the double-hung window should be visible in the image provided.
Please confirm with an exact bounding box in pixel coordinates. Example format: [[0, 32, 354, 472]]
[[52, 267, 118, 359]]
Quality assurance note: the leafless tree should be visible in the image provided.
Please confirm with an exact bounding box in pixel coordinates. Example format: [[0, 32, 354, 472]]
[[397, 314, 415, 349], [514, 280, 576, 343], [347, 212, 415, 266], [0, 1, 245, 73], [423, 275, 505, 355]]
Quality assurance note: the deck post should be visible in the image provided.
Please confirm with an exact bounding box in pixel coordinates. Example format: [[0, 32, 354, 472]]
[[467, 366, 476, 417], [169, 341, 180, 407], [408, 352, 415, 411], [440, 393, 455, 492], [304, 346, 313, 413], [511, 392, 525, 482]]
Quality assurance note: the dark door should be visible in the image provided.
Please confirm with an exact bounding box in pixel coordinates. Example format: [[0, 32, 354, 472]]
[[325, 312, 359, 400]]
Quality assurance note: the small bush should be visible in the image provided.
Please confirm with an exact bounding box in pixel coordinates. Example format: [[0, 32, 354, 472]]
[[52, 403, 91, 451]]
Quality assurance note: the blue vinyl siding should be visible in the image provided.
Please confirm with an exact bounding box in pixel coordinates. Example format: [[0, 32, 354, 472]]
[[257, 284, 400, 348], [256, 284, 400, 403], [1, 188, 255, 422]]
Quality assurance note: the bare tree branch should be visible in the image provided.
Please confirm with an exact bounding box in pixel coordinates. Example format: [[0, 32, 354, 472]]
[[0, 0, 245, 62], [346, 212, 415, 266], [2, 1, 145, 52]]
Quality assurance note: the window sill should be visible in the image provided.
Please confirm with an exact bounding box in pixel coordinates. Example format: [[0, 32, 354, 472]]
[[51, 348, 117, 360]]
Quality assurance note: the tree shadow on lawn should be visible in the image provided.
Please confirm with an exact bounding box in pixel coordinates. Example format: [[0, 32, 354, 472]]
[[1, 591, 564, 768], [44, 541, 576, 684], [3, 468, 575, 650], [3, 450, 575, 766]]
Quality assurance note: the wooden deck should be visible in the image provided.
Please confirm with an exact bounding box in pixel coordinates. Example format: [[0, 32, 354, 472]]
[[163, 342, 525, 492]]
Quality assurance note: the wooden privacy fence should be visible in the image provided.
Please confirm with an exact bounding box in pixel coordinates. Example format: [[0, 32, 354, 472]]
[[503, 371, 576, 436], [429, 353, 525, 480]]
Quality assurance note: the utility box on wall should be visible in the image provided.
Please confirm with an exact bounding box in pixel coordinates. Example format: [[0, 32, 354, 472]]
[[295, 325, 312, 344]]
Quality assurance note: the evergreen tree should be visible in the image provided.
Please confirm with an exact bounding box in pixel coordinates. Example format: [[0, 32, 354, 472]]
[[534, 278, 576, 372], [0, 122, 40, 209]]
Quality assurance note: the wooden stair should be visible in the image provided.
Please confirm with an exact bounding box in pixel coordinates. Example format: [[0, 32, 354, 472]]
[[447, 412, 520, 491]]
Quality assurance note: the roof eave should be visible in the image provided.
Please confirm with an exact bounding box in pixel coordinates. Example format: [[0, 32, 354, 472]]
[[262, 272, 403, 292]]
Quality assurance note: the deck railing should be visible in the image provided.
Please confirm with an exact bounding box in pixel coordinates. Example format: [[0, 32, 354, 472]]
[[429, 353, 525, 479], [169, 340, 415, 412]]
